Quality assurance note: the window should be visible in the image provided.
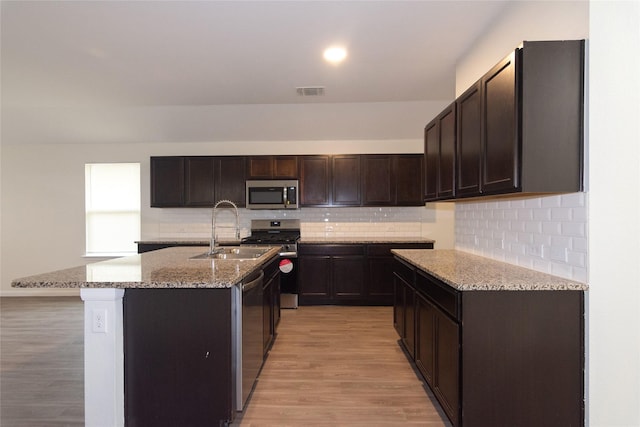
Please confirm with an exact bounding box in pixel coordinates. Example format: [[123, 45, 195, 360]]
[[85, 163, 140, 255]]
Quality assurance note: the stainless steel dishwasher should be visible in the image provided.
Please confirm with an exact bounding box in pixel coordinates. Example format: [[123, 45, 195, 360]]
[[235, 269, 264, 411]]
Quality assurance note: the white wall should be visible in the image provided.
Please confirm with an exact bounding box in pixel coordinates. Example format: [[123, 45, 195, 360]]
[[588, 1, 640, 425], [455, 0, 589, 96], [453, 0, 640, 425], [1, 131, 455, 297]]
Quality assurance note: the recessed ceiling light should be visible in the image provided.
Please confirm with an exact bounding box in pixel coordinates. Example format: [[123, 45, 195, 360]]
[[323, 46, 347, 64]]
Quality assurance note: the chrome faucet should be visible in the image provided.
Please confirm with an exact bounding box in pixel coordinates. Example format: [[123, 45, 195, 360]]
[[210, 200, 240, 254]]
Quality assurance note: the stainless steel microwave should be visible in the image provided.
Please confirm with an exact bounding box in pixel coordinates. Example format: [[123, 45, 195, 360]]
[[246, 180, 299, 209]]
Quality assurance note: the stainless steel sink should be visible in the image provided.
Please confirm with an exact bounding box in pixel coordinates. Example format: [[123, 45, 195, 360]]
[[190, 247, 271, 260]]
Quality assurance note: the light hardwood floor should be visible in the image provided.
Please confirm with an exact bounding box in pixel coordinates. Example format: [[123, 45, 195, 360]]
[[1, 298, 450, 426], [233, 306, 450, 426]]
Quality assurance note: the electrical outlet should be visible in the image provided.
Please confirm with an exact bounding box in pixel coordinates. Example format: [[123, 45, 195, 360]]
[[92, 309, 108, 333]]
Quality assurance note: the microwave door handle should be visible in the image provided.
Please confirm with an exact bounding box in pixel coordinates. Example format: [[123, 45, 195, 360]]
[[283, 187, 288, 206]]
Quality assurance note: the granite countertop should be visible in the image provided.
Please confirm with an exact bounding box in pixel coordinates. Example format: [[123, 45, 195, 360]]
[[392, 249, 588, 291], [12, 246, 280, 289], [135, 238, 235, 245], [299, 236, 436, 244]]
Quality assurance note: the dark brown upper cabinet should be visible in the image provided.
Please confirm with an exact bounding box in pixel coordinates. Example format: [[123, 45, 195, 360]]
[[363, 154, 424, 206], [332, 155, 361, 206], [300, 155, 331, 206], [363, 155, 394, 206], [214, 156, 247, 206], [438, 104, 456, 199], [482, 51, 518, 194], [519, 40, 584, 193], [456, 81, 482, 197], [247, 156, 298, 179], [424, 103, 456, 202], [151, 156, 185, 207], [185, 157, 216, 206], [426, 39, 585, 201], [153, 154, 423, 208], [424, 121, 438, 201], [396, 155, 424, 205], [151, 156, 246, 208]]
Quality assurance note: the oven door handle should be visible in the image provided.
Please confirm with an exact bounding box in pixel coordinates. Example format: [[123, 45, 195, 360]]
[[278, 251, 297, 258]]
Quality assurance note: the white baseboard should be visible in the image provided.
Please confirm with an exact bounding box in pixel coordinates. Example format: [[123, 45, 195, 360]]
[[0, 288, 81, 297]]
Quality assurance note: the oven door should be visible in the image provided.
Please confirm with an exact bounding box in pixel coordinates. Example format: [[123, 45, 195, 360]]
[[278, 254, 298, 309]]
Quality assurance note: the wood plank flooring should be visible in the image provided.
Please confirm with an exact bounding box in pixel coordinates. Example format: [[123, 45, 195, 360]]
[[1, 298, 449, 426], [0, 297, 84, 427], [233, 306, 451, 426]]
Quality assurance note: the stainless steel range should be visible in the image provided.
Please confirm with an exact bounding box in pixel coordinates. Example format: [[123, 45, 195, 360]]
[[241, 219, 300, 308]]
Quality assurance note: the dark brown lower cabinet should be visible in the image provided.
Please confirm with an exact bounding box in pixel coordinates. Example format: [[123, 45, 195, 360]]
[[395, 257, 584, 427], [263, 256, 280, 355], [298, 245, 365, 305], [124, 288, 235, 427], [393, 258, 416, 358], [300, 242, 433, 306], [416, 291, 460, 424]]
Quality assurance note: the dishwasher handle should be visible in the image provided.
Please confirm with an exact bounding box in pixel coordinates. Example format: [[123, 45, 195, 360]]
[[242, 270, 264, 292]]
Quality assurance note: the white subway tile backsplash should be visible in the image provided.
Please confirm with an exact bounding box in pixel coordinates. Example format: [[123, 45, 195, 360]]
[[145, 206, 435, 242], [562, 221, 586, 237], [455, 193, 588, 282]]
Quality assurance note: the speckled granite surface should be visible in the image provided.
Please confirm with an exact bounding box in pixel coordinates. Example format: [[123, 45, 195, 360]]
[[392, 249, 588, 291], [12, 246, 280, 289], [300, 237, 436, 244], [135, 238, 234, 245]]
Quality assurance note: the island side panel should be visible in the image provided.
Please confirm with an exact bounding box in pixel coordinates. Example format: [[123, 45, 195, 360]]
[[460, 290, 584, 427], [123, 288, 234, 427], [80, 288, 126, 427]]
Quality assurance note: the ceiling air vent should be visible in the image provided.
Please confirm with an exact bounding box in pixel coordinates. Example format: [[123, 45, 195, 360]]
[[296, 86, 325, 97]]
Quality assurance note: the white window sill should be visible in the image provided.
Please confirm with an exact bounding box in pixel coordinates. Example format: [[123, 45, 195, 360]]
[[83, 252, 136, 259]]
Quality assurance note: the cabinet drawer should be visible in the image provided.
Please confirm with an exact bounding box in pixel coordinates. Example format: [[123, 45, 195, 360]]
[[416, 271, 459, 321], [393, 258, 414, 285], [298, 244, 365, 256]]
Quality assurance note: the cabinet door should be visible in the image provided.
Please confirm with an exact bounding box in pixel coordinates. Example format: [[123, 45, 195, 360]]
[[435, 311, 460, 426], [215, 156, 246, 207], [273, 156, 298, 179], [332, 155, 361, 206], [404, 283, 416, 359], [185, 157, 216, 206], [247, 156, 273, 179], [393, 274, 405, 338], [300, 155, 331, 206], [482, 51, 518, 194], [332, 256, 365, 299], [368, 256, 394, 303], [151, 157, 185, 207], [395, 155, 424, 206], [362, 155, 393, 206], [416, 293, 436, 386], [456, 81, 482, 197], [247, 156, 298, 179], [424, 121, 438, 201], [298, 255, 331, 298], [437, 104, 456, 199]]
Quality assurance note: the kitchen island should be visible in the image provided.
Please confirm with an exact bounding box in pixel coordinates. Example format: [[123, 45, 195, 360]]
[[12, 246, 281, 427], [391, 249, 588, 427]]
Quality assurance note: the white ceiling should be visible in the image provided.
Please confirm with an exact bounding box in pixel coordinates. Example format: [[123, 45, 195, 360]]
[[1, 1, 510, 144]]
